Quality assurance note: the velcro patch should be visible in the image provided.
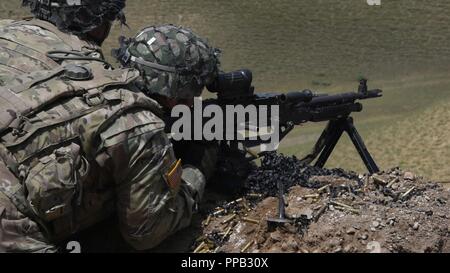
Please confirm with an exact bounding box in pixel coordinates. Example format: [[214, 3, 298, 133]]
[[165, 159, 182, 191]]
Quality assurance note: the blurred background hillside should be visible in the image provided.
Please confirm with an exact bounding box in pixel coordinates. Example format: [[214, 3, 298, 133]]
[[2, 0, 450, 180]]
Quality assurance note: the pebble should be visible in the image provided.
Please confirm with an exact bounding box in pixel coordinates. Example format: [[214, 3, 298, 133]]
[[346, 228, 357, 235], [287, 240, 299, 251], [268, 246, 282, 253], [300, 208, 314, 220], [372, 221, 380, 228], [360, 234, 369, 240], [344, 245, 353, 253], [333, 247, 342, 253], [413, 222, 420, 230], [404, 172, 415, 180], [270, 232, 282, 242]]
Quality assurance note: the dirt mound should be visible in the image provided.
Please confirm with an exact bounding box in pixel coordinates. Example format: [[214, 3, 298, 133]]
[[193, 153, 450, 253]]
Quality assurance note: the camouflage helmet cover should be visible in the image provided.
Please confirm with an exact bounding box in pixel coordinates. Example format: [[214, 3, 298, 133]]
[[22, 0, 126, 35], [114, 24, 220, 99]]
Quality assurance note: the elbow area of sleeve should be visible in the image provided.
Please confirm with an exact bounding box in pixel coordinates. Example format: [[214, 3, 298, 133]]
[[119, 186, 197, 251], [109, 126, 200, 251]]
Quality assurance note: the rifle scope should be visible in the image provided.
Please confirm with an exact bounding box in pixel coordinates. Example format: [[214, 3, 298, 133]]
[[207, 69, 253, 97]]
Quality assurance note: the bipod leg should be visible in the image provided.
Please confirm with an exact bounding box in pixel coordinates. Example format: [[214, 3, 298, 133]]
[[314, 119, 346, 168], [343, 117, 380, 174], [267, 180, 292, 230]]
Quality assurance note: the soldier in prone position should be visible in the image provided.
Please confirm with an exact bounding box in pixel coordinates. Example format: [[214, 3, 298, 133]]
[[0, 0, 219, 252], [112, 25, 222, 183]]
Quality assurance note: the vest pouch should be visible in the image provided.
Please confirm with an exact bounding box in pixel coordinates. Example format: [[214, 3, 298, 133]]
[[24, 143, 88, 222]]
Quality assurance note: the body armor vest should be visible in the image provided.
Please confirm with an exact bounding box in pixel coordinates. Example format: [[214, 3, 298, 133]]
[[0, 18, 163, 242]]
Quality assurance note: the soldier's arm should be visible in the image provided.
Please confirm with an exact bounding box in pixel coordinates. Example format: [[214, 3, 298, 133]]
[[96, 111, 206, 250]]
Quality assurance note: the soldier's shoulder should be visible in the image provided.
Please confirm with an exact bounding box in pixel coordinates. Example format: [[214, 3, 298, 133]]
[[92, 67, 166, 147], [99, 104, 166, 148], [0, 19, 92, 52]]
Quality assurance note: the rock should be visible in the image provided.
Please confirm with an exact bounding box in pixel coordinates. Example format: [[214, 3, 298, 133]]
[[404, 172, 415, 180], [244, 226, 257, 235], [413, 222, 420, 230], [300, 208, 314, 220], [372, 221, 380, 228], [256, 235, 267, 245], [269, 232, 282, 242], [287, 240, 299, 251], [366, 241, 381, 253], [333, 247, 342, 253], [267, 246, 282, 253], [281, 242, 289, 252], [346, 227, 357, 235], [372, 176, 388, 185], [299, 248, 309, 254], [360, 234, 369, 240], [344, 245, 353, 252]]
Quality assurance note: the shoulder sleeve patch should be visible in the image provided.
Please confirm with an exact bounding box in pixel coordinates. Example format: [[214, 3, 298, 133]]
[[165, 159, 182, 192]]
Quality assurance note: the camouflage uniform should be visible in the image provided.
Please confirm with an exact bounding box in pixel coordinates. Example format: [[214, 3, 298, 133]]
[[114, 25, 221, 181], [0, 17, 205, 252]]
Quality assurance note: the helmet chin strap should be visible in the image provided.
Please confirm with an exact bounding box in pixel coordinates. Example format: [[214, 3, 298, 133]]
[[129, 56, 177, 73]]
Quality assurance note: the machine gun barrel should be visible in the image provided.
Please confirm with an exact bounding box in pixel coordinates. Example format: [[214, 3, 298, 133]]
[[305, 89, 382, 106], [281, 90, 314, 104]]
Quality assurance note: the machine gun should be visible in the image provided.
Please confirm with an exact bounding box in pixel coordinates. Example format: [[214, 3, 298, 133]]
[[205, 69, 382, 174]]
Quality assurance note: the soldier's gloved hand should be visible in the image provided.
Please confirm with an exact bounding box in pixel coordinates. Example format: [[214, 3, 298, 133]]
[[172, 141, 219, 181], [181, 165, 206, 203]]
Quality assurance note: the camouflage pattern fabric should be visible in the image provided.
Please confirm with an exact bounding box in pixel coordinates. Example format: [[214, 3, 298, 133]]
[[114, 24, 220, 99], [0, 161, 57, 253], [0, 19, 206, 252], [22, 0, 127, 35], [0, 18, 100, 86]]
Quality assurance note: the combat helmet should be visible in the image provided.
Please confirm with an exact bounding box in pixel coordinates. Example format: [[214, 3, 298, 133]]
[[22, 0, 127, 35], [113, 24, 220, 99]]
